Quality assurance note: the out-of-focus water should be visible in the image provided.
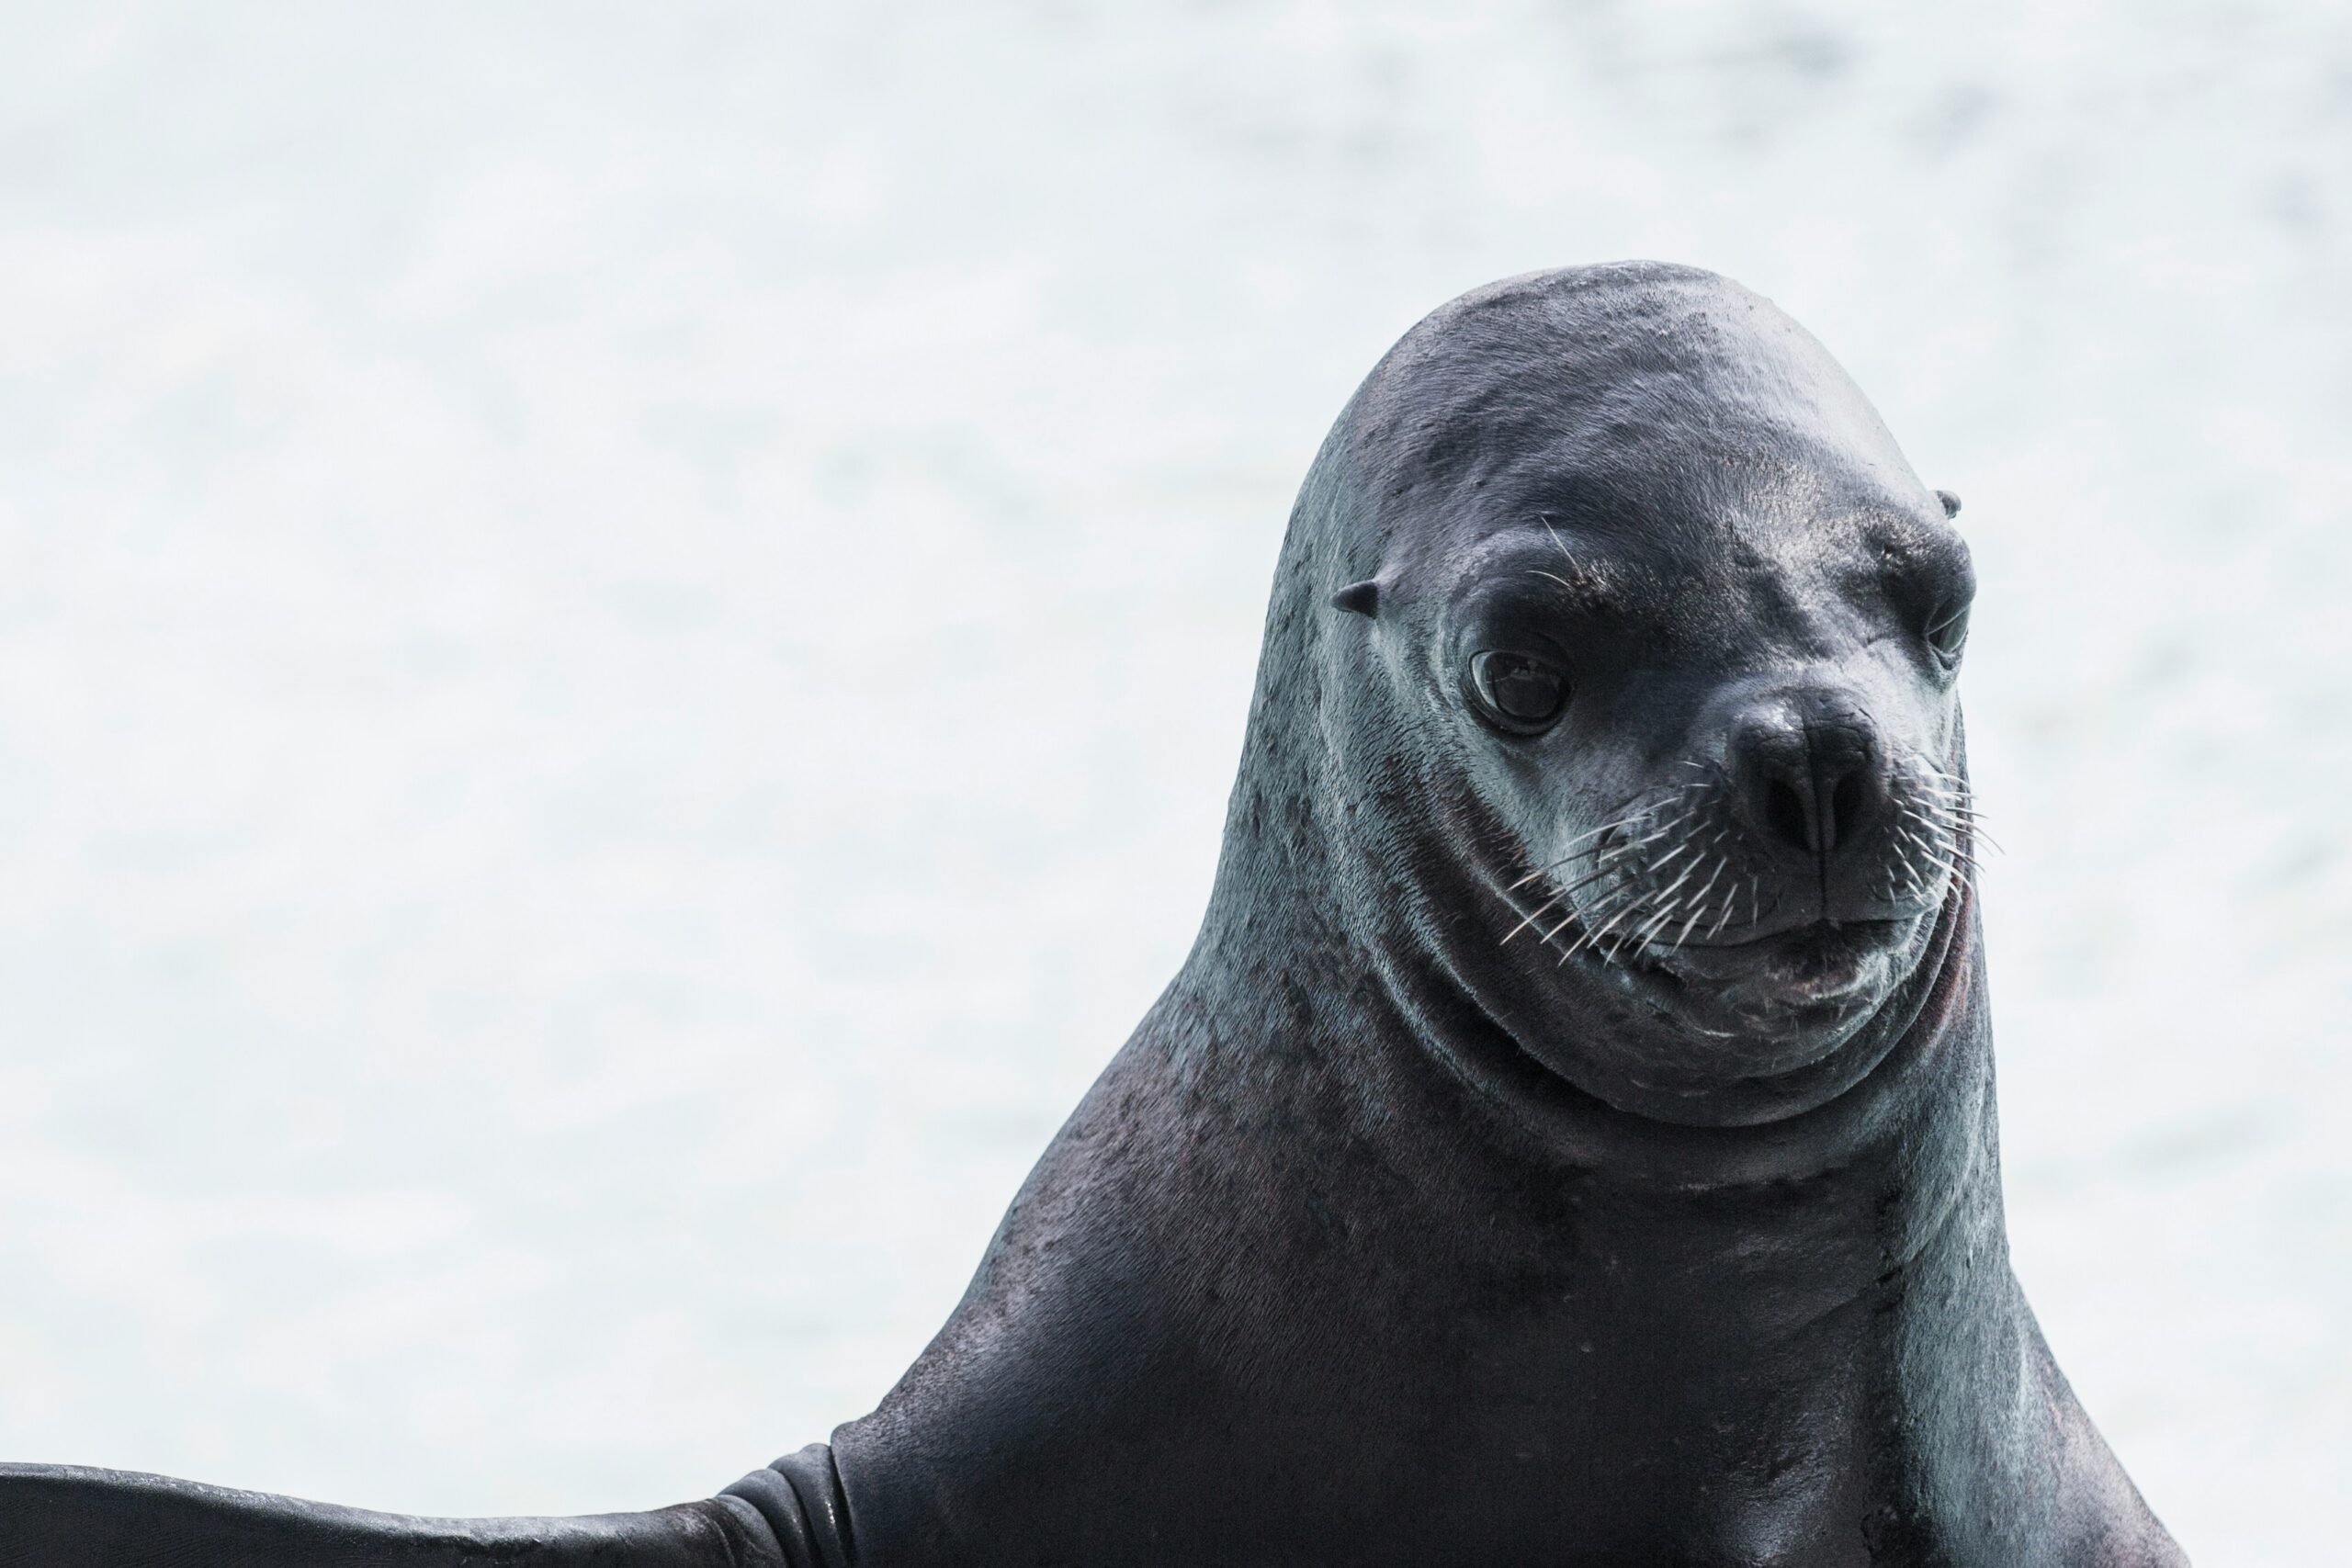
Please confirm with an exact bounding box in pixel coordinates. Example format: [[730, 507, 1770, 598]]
[[0, 3, 2344, 1559]]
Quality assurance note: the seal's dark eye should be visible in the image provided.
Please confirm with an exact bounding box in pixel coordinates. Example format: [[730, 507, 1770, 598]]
[[1469, 650, 1568, 729], [1925, 602, 1971, 666]]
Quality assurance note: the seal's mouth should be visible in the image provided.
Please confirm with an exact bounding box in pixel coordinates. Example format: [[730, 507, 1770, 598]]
[[1503, 759, 1974, 1057], [1549, 910, 1922, 1045], [1649, 919, 1905, 997]]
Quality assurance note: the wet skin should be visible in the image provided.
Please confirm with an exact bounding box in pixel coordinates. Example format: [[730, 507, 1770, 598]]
[[0, 264, 2185, 1567]]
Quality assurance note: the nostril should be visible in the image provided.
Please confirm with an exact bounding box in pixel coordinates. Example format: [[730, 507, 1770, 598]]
[[1735, 695, 1882, 859], [1764, 776, 1814, 852], [1826, 770, 1867, 852]]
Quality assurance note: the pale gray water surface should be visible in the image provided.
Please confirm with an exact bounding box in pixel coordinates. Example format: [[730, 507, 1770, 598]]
[[0, 4, 2345, 1561]]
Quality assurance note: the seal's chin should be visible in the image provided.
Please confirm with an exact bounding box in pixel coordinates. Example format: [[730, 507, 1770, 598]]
[[1562, 913, 1930, 1064]]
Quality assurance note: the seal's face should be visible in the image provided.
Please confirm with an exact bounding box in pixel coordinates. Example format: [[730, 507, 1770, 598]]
[[1424, 456, 1977, 1110], [1309, 266, 1989, 1123]]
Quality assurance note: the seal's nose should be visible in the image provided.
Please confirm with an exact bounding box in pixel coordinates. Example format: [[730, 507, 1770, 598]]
[[1732, 692, 1882, 856]]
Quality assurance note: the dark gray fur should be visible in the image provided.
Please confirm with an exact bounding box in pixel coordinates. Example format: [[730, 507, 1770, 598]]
[[1, 265, 2184, 1566]]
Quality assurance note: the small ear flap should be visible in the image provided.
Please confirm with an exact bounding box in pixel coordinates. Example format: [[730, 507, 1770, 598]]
[[1329, 580, 1380, 618], [1935, 489, 1963, 519]]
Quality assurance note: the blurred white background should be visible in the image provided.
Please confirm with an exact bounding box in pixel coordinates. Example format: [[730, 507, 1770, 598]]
[[1, 2, 2345, 1561]]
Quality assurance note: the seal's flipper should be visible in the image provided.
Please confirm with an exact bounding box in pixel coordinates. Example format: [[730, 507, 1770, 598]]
[[0, 1463, 791, 1566], [719, 1446, 856, 1568]]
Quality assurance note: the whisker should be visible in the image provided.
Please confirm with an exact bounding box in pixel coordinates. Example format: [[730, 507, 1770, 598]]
[[1649, 860, 1700, 908], [1540, 514, 1576, 565], [1705, 880, 1739, 940], [1508, 810, 1657, 888], [1562, 897, 1642, 964], [1955, 821, 2004, 854], [1502, 856, 1644, 949], [1602, 888, 1661, 964], [1650, 841, 1699, 874], [1672, 859, 1728, 950], [1629, 900, 1683, 953], [1500, 898, 1563, 944]]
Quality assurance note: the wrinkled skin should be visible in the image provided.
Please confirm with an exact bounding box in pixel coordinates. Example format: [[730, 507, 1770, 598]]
[[1, 265, 2184, 1566]]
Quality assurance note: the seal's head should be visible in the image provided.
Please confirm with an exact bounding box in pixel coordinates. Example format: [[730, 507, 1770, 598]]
[[1260, 263, 1980, 1129]]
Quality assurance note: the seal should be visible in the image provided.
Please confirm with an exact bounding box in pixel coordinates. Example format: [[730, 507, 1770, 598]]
[[1, 264, 2185, 1566]]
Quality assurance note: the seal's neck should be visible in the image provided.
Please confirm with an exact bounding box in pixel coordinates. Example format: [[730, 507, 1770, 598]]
[[1170, 885, 2022, 1547], [1365, 919, 2024, 1536]]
